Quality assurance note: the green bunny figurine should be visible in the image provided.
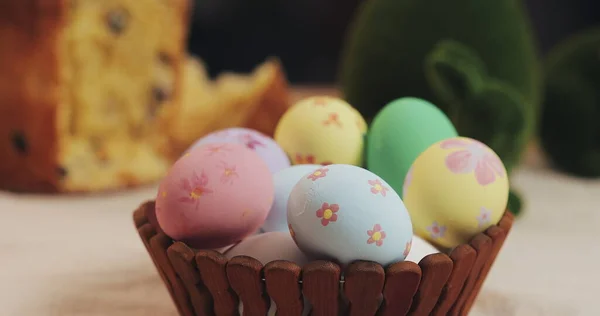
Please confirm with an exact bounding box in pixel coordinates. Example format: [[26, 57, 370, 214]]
[[540, 27, 600, 178], [339, 0, 542, 215]]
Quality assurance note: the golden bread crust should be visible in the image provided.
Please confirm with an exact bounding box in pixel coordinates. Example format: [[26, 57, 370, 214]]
[[0, 0, 192, 193]]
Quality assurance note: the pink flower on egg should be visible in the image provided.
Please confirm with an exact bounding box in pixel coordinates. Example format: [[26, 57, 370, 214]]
[[323, 112, 343, 128], [440, 138, 505, 186], [312, 97, 329, 107], [238, 133, 266, 150], [477, 207, 493, 228], [218, 161, 239, 184], [178, 171, 213, 209], [307, 168, 329, 181], [367, 224, 386, 246], [427, 221, 447, 239], [316, 202, 339, 226], [369, 179, 389, 197], [205, 144, 231, 156]]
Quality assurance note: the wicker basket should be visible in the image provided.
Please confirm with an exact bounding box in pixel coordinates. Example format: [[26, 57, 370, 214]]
[[133, 200, 513, 316]]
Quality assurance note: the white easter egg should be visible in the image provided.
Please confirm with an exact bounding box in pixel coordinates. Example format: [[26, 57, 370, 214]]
[[224, 232, 308, 266], [405, 235, 440, 263], [262, 164, 322, 233], [287, 164, 413, 266]]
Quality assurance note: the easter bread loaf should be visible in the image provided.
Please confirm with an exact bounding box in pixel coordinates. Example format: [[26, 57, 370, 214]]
[[0, 0, 291, 193], [167, 55, 291, 155], [0, 0, 191, 193]]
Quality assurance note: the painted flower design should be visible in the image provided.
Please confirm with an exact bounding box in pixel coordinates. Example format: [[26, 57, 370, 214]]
[[440, 138, 505, 186], [238, 133, 266, 150], [369, 179, 389, 197], [403, 240, 412, 257], [295, 153, 317, 164], [403, 166, 414, 197], [178, 171, 213, 209], [218, 161, 239, 184], [307, 168, 329, 181], [323, 112, 342, 127], [427, 221, 447, 239], [367, 224, 386, 246], [205, 144, 230, 156], [477, 207, 493, 228], [316, 202, 339, 226], [312, 97, 328, 107]]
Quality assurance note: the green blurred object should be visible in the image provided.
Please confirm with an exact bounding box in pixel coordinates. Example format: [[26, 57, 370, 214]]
[[366, 97, 458, 198], [540, 27, 600, 177], [508, 190, 523, 217], [339, 0, 542, 176]]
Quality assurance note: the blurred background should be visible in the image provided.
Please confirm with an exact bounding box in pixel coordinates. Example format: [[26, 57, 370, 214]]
[[188, 0, 600, 83]]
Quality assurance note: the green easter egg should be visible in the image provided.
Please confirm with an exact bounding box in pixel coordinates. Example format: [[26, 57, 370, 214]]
[[366, 97, 458, 198]]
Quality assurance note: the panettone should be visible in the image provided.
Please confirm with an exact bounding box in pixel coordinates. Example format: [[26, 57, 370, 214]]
[[167, 56, 291, 155], [0, 1, 292, 193], [0, 0, 191, 193]]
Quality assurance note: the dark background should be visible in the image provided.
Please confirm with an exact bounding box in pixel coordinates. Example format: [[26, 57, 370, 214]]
[[187, 0, 600, 83]]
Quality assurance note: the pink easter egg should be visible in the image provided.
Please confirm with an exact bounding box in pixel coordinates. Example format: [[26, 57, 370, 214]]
[[156, 142, 274, 249], [189, 127, 291, 174]]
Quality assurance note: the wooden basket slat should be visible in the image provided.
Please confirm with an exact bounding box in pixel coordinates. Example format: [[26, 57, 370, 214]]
[[226, 256, 270, 316], [150, 233, 196, 316], [168, 243, 214, 316], [344, 261, 385, 316], [448, 234, 493, 316], [133, 203, 149, 227], [136, 208, 179, 313], [195, 250, 239, 316], [408, 253, 453, 316], [302, 261, 341, 316], [264, 261, 304, 316], [378, 261, 421, 316], [134, 203, 514, 316], [462, 225, 508, 313], [430, 244, 477, 316]]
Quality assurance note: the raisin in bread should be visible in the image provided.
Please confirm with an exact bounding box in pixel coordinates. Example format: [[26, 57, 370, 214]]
[[0, 0, 191, 193], [167, 56, 291, 155]]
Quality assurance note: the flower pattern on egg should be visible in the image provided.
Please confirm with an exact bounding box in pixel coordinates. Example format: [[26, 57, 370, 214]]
[[322, 112, 343, 128], [367, 224, 386, 246], [312, 97, 328, 107], [295, 153, 316, 164], [307, 168, 329, 181], [316, 202, 339, 226], [238, 133, 266, 150], [369, 179, 389, 197], [218, 161, 239, 184], [477, 207, 493, 228], [178, 171, 213, 209], [205, 144, 230, 156], [440, 138, 505, 186], [427, 221, 447, 239]]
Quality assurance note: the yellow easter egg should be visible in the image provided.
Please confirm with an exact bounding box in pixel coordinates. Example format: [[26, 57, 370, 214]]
[[403, 137, 509, 249], [274, 96, 365, 166]]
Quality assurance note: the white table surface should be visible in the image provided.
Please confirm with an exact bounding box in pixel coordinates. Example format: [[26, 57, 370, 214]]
[[1, 144, 599, 316]]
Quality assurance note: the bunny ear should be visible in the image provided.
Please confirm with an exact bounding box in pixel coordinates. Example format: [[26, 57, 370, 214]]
[[425, 39, 488, 105], [459, 79, 531, 174]]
